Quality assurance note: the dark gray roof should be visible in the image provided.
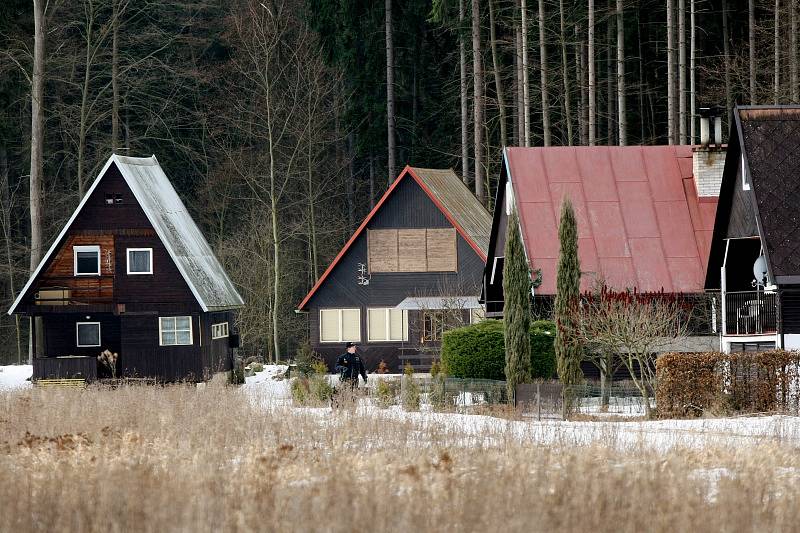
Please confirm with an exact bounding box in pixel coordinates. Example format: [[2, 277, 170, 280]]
[[9, 154, 244, 314], [409, 167, 492, 256], [737, 107, 800, 282]]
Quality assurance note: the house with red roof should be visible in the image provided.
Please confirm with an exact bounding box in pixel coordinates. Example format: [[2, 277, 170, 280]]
[[482, 143, 721, 344], [296, 166, 491, 372]]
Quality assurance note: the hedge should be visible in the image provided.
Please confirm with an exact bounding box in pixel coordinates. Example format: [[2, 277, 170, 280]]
[[440, 319, 557, 381], [656, 350, 800, 418]]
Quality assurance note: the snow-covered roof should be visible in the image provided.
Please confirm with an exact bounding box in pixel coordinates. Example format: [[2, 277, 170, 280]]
[[394, 296, 482, 310], [9, 154, 244, 314]]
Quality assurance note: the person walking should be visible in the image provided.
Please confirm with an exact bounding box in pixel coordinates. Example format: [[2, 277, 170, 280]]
[[335, 342, 368, 390]]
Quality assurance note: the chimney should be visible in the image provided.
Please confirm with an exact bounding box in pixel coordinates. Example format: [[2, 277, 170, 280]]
[[693, 106, 726, 197]]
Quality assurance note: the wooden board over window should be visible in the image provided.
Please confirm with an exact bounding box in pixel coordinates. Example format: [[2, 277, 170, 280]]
[[369, 227, 457, 273], [368, 230, 398, 273], [398, 229, 427, 272], [426, 228, 457, 271]]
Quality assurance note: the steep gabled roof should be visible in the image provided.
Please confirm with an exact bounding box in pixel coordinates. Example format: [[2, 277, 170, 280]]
[[296, 165, 491, 311], [9, 154, 244, 314], [502, 146, 718, 294]]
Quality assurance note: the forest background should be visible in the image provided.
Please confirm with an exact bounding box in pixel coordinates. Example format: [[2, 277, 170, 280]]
[[0, 0, 785, 363]]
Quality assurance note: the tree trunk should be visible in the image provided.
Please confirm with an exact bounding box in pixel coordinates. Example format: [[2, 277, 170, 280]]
[[513, 24, 521, 145], [560, 0, 573, 145], [30, 0, 46, 276], [386, 0, 397, 182], [775, 0, 781, 104], [617, 0, 626, 145], [678, 0, 686, 144], [369, 151, 375, 209], [472, 0, 485, 203], [112, 0, 120, 151], [689, 0, 696, 143], [577, 25, 588, 145], [722, 0, 732, 114], [489, 0, 508, 147], [588, 0, 596, 145], [749, 0, 756, 104], [0, 145, 21, 364], [460, 0, 471, 183], [793, 0, 799, 102], [607, 18, 614, 145], [666, 0, 675, 144], [78, 0, 95, 199], [347, 132, 355, 231], [538, 0, 551, 146], [516, 19, 525, 145], [521, 0, 531, 146]]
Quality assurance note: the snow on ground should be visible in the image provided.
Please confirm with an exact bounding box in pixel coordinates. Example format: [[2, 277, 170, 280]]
[[0, 365, 32, 391]]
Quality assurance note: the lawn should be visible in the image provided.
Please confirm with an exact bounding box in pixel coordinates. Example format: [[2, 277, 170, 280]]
[[2, 365, 800, 532]]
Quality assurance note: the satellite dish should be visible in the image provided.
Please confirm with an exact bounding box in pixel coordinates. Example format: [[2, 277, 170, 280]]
[[753, 255, 768, 286]]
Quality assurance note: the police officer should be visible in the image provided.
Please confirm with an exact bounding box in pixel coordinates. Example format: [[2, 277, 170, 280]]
[[335, 342, 368, 389]]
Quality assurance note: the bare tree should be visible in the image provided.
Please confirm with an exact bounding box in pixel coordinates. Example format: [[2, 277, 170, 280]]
[[793, 0, 799, 102], [560, 0, 573, 145], [749, 0, 756, 104], [667, 0, 675, 143], [460, 0, 470, 184], [678, 0, 686, 144], [29, 0, 46, 273], [689, 0, 696, 143], [538, 0, 551, 146], [521, 0, 531, 146], [488, 0, 507, 147], [775, 0, 781, 104], [588, 0, 596, 145], [472, 0, 485, 203], [617, 0, 626, 146], [580, 287, 691, 418], [386, 0, 396, 182], [722, 0, 732, 114]]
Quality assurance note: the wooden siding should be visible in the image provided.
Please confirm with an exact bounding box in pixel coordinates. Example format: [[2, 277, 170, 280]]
[[40, 314, 121, 358], [33, 357, 97, 381], [726, 166, 759, 239], [781, 289, 800, 334], [306, 177, 484, 371]]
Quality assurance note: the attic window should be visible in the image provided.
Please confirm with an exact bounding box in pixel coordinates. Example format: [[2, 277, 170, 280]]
[[105, 194, 123, 205], [74, 245, 101, 276], [367, 228, 457, 273]]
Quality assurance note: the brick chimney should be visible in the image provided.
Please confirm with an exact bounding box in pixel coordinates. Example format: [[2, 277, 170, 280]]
[[693, 107, 726, 197]]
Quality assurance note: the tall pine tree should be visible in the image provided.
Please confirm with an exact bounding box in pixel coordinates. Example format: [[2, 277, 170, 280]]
[[503, 207, 531, 400], [555, 198, 584, 418]]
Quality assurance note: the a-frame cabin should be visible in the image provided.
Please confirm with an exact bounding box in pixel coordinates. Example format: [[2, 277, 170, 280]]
[[296, 166, 492, 372], [9, 154, 244, 382]]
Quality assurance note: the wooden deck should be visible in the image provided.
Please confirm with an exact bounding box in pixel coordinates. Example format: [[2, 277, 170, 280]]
[[33, 356, 97, 382]]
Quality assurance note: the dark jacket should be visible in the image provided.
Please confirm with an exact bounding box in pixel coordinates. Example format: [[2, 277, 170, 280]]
[[335, 352, 368, 383]]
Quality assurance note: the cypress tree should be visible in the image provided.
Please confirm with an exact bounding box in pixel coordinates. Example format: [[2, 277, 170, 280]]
[[554, 198, 584, 418], [503, 207, 531, 401]]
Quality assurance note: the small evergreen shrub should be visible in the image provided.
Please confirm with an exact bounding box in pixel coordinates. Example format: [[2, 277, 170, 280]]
[[291, 360, 333, 405], [294, 342, 317, 376], [428, 363, 448, 410], [290, 378, 309, 404], [251, 362, 264, 373], [401, 364, 420, 411], [441, 320, 557, 380], [375, 379, 396, 408]]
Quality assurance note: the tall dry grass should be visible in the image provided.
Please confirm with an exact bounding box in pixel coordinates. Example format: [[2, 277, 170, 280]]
[[2, 383, 800, 532]]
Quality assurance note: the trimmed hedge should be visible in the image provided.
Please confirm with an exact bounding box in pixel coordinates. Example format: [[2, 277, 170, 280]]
[[656, 350, 800, 418], [440, 319, 557, 380]]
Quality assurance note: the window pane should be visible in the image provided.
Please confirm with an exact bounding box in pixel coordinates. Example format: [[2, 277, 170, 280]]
[[320, 310, 339, 342], [389, 309, 405, 341], [368, 309, 387, 341], [161, 317, 175, 331], [175, 317, 191, 330], [161, 331, 176, 345], [341, 309, 360, 341], [76, 251, 99, 274], [129, 250, 150, 273], [176, 330, 192, 345], [77, 324, 100, 346]]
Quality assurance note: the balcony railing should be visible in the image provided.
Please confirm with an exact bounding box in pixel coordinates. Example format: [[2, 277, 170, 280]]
[[34, 276, 114, 305], [723, 290, 777, 336]]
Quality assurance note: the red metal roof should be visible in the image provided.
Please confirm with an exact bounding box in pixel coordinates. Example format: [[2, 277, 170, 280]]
[[505, 146, 718, 294]]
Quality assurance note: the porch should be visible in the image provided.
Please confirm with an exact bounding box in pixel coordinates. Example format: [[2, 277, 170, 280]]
[[32, 356, 97, 382], [720, 290, 777, 336]]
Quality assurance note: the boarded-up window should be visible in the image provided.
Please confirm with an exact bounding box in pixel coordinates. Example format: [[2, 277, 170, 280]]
[[369, 228, 458, 273], [319, 308, 361, 343], [367, 308, 408, 342], [398, 229, 427, 271], [425, 228, 457, 271], [368, 230, 398, 272]]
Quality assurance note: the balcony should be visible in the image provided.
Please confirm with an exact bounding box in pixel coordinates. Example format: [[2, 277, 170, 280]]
[[34, 275, 114, 306], [721, 290, 777, 336]]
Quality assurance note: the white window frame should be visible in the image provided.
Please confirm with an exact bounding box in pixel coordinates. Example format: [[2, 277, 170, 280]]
[[126, 248, 153, 275], [319, 308, 361, 343], [211, 322, 230, 339], [367, 308, 409, 342], [159, 316, 194, 346], [73, 245, 101, 276], [76, 322, 101, 347]]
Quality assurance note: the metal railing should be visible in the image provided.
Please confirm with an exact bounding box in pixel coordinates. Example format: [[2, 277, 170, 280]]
[[723, 290, 777, 335]]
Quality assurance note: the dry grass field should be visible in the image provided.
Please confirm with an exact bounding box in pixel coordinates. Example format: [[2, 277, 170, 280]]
[[2, 383, 800, 532]]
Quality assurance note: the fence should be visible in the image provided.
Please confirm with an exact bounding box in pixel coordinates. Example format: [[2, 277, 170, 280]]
[[391, 376, 508, 412], [515, 381, 647, 419]]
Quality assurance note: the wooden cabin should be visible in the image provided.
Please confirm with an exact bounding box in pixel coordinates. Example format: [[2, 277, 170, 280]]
[[705, 106, 800, 352], [296, 166, 492, 372], [9, 154, 244, 383], [482, 144, 721, 355]]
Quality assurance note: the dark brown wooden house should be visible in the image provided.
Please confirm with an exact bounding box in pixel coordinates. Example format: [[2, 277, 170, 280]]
[[705, 106, 800, 352], [296, 166, 492, 371], [9, 154, 244, 382]]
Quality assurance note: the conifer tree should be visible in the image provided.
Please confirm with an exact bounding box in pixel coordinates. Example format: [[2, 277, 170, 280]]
[[503, 207, 531, 401], [555, 198, 584, 418]]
